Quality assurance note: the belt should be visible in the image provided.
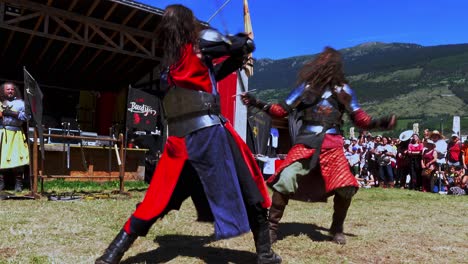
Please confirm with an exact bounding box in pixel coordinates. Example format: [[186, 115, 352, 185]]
[[0, 125, 22, 131], [167, 113, 223, 137], [301, 125, 340, 134]]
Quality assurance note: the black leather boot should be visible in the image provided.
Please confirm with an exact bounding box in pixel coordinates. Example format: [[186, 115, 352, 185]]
[[330, 194, 352, 245], [0, 174, 4, 191], [254, 224, 282, 264], [14, 174, 23, 192], [95, 229, 137, 264], [249, 204, 282, 264], [268, 191, 289, 244]]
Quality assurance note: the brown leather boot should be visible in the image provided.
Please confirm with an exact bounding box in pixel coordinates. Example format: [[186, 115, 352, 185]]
[[268, 191, 289, 244], [330, 193, 352, 245], [95, 229, 137, 264]]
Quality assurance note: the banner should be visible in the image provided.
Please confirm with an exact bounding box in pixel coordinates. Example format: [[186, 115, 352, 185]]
[[350, 127, 355, 139], [246, 109, 272, 155], [23, 68, 45, 157], [413, 123, 419, 135], [453, 115, 460, 135], [243, 0, 254, 77], [126, 87, 159, 132]]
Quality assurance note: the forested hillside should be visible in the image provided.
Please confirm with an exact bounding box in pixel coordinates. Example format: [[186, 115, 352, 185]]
[[249, 42, 468, 135]]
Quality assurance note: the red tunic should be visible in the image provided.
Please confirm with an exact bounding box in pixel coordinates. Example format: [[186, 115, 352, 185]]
[[124, 44, 271, 236], [267, 105, 377, 201]]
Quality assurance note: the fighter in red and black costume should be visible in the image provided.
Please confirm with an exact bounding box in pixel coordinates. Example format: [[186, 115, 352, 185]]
[[242, 47, 396, 245], [96, 5, 281, 264]]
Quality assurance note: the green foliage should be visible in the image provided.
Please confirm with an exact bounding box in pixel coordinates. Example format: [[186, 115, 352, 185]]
[[42, 179, 148, 193], [30, 256, 50, 264], [250, 42, 468, 135]]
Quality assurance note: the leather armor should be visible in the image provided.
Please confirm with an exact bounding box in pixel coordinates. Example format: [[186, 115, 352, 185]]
[[162, 86, 223, 137], [284, 84, 360, 137], [1, 99, 28, 129]]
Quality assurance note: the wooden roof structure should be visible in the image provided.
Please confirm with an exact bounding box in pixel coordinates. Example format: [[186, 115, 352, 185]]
[[0, 0, 166, 91]]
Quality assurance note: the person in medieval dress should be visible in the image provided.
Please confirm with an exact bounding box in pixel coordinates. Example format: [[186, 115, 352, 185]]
[[241, 47, 396, 244], [0, 82, 30, 192], [95, 5, 281, 264]]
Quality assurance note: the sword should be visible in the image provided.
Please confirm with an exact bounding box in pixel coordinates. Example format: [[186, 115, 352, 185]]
[[61, 122, 71, 170], [231, 89, 256, 97], [66, 122, 71, 169]]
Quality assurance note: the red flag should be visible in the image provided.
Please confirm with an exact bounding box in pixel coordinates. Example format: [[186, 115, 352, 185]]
[[243, 0, 254, 77]]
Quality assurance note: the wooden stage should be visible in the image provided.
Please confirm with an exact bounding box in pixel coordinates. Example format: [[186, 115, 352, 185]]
[[29, 133, 148, 195], [39, 144, 147, 181]]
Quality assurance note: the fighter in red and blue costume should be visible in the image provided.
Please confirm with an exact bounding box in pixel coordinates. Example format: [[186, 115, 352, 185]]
[[96, 5, 281, 264], [242, 47, 396, 245]]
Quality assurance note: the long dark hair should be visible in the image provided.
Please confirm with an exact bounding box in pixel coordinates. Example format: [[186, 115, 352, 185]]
[[157, 4, 200, 68], [297, 47, 347, 94]]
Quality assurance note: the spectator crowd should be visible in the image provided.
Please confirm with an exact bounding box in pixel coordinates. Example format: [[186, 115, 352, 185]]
[[344, 129, 468, 195]]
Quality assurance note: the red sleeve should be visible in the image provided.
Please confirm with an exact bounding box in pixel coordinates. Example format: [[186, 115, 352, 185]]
[[169, 44, 213, 93], [351, 109, 374, 129], [268, 104, 289, 118]]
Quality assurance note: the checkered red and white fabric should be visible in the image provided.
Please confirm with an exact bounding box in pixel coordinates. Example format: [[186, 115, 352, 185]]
[[268, 139, 358, 194]]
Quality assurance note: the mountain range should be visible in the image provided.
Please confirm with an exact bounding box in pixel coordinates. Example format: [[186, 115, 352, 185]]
[[249, 42, 468, 135]]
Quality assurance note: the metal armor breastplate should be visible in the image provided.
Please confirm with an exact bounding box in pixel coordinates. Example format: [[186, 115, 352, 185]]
[[301, 89, 344, 134], [163, 86, 223, 137]]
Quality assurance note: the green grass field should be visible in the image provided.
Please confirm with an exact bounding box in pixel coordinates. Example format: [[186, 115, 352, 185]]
[[1, 181, 467, 263]]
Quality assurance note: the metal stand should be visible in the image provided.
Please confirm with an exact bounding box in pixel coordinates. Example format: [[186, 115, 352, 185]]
[[31, 132, 126, 196]]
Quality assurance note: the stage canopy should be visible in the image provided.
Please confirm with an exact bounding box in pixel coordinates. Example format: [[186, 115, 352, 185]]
[[0, 0, 167, 91]]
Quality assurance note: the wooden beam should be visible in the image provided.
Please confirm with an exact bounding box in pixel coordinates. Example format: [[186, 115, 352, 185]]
[[1, 1, 26, 57], [3, 0, 155, 38], [17, 0, 54, 65], [63, 1, 117, 72], [0, 23, 159, 60], [46, 0, 99, 69], [80, 8, 138, 74], [3, 11, 40, 24], [123, 32, 151, 56], [87, 23, 119, 49], [0, 2, 4, 23], [113, 25, 161, 74], [35, 0, 79, 64], [1, 30, 17, 57], [122, 8, 138, 25], [43, 14, 48, 32], [94, 13, 153, 73], [114, 35, 159, 73], [50, 15, 84, 41], [1, 0, 162, 76]]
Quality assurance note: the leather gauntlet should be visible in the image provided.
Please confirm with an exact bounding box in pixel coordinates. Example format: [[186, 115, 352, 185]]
[[370, 115, 396, 130], [2, 109, 19, 118], [241, 93, 271, 112]]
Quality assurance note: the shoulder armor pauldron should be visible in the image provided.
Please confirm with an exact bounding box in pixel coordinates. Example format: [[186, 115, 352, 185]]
[[334, 84, 360, 112]]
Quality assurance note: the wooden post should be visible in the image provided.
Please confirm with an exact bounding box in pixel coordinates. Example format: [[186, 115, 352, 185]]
[[32, 128, 38, 196], [119, 133, 125, 193]]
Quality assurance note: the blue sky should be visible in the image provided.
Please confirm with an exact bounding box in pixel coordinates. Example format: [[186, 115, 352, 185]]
[[140, 0, 468, 59]]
